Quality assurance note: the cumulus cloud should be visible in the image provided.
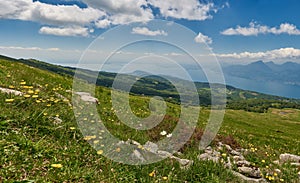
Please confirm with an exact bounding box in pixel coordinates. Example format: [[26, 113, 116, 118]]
[[221, 22, 300, 36], [148, 0, 215, 21], [131, 27, 167, 36], [194, 32, 212, 44], [39, 26, 90, 37], [0, 0, 218, 37], [216, 47, 300, 60]]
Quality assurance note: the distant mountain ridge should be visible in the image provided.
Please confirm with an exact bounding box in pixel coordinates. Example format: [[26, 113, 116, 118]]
[[224, 60, 300, 86]]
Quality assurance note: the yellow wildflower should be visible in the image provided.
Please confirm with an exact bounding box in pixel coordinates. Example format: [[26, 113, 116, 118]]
[[149, 170, 155, 177], [5, 99, 14, 103], [279, 179, 284, 182], [97, 150, 103, 155], [7, 74, 11, 78], [116, 147, 121, 152], [261, 160, 265, 163], [51, 164, 63, 168], [24, 94, 31, 98], [69, 127, 76, 130], [20, 81, 26, 85], [32, 95, 39, 98], [162, 176, 168, 180], [8, 85, 15, 89], [27, 90, 34, 94]]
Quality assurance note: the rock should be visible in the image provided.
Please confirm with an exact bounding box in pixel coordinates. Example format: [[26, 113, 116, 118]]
[[171, 156, 193, 170], [230, 150, 241, 156], [274, 169, 281, 174], [0, 87, 23, 96], [157, 150, 172, 158], [205, 146, 213, 154], [298, 171, 300, 179], [238, 167, 262, 178], [75, 92, 99, 104], [143, 141, 158, 154], [233, 155, 245, 162], [236, 160, 251, 167], [225, 144, 232, 151], [279, 153, 300, 163], [225, 157, 232, 169], [53, 117, 62, 124], [198, 153, 219, 163], [273, 160, 280, 165], [291, 163, 300, 166], [232, 171, 267, 183], [131, 150, 145, 162]]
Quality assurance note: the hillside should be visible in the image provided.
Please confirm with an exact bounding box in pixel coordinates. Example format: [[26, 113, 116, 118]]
[[3, 55, 300, 113], [1, 55, 300, 182]]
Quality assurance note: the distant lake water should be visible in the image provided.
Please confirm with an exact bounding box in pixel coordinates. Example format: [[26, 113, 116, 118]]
[[224, 75, 300, 99]]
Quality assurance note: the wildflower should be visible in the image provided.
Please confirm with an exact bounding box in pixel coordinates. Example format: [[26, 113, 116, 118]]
[[162, 176, 168, 180], [166, 133, 172, 138], [222, 153, 227, 157], [279, 179, 284, 182], [93, 140, 99, 144], [97, 150, 103, 155], [35, 89, 40, 93], [5, 99, 14, 103], [69, 127, 76, 130], [32, 95, 39, 98], [8, 85, 15, 89], [273, 172, 278, 177], [6, 74, 11, 78], [43, 113, 48, 116], [36, 100, 41, 103], [261, 160, 265, 163], [84, 136, 96, 141], [27, 90, 34, 94], [51, 164, 63, 168], [149, 170, 155, 177], [24, 94, 31, 98], [160, 130, 167, 136], [47, 104, 51, 107], [20, 81, 26, 85], [116, 147, 121, 152]]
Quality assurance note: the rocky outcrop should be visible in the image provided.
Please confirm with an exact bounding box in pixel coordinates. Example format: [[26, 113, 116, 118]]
[[0, 87, 23, 96], [75, 92, 99, 104], [198, 142, 266, 183]]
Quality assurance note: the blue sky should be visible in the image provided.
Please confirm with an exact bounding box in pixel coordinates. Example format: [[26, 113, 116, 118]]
[[1, 0, 300, 66]]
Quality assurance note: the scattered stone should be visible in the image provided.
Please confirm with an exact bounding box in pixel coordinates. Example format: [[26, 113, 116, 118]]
[[274, 169, 281, 174], [53, 117, 62, 124], [273, 160, 280, 165], [279, 153, 300, 164], [233, 155, 245, 162], [230, 150, 241, 156], [225, 144, 232, 151], [75, 92, 99, 104], [238, 167, 262, 178], [225, 157, 232, 169], [291, 163, 300, 166], [236, 160, 251, 167], [131, 150, 145, 162], [143, 141, 158, 154], [232, 171, 267, 183], [0, 87, 23, 96], [198, 153, 220, 163], [171, 156, 193, 170]]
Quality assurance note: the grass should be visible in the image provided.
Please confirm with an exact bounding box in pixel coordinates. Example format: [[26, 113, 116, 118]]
[[0, 57, 300, 182]]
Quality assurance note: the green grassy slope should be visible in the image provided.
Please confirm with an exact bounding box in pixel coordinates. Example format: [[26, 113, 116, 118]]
[[0, 56, 300, 182]]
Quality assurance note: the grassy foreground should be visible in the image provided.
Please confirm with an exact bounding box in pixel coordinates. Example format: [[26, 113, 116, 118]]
[[0, 57, 300, 182]]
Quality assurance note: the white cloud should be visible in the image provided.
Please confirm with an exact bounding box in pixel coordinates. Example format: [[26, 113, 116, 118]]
[[194, 32, 212, 44], [221, 22, 300, 36], [131, 27, 167, 36], [147, 0, 215, 21], [0, 46, 59, 51], [0, 0, 219, 37], [82, 0, 154, 25], [0, 0, 104, 26], [39, 26, 90, 37], [216, 47, 300, 60]]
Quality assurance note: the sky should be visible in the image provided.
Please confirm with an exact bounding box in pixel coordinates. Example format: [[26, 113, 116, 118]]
[[1, 0, 300, 67]]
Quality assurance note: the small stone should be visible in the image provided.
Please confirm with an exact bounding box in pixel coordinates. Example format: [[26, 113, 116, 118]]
[[291, 163, 300, 166], [232, 171, 267, 183], [274, 169, 281, 174], [233, 155, 245, 162], [131, 150, 145, 162], [238, 167, 262, 178], [236, 160, 251, 167], [273, 160, 280, 165], [143, 141, 158, 153], [231, 150, 241, 156], [225, 144, 232, 151], [279, 153, 300, 163], [225, 157, 232, 169]]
